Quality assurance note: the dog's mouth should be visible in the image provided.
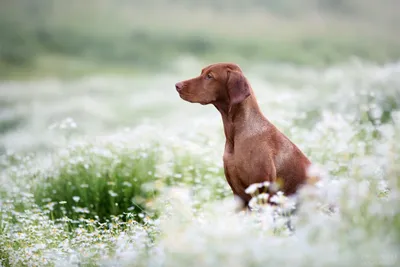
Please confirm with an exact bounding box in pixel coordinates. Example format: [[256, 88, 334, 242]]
[[178, 92, 209, 105], [178, 92, 195, 103], [178, 92, 188, 101]]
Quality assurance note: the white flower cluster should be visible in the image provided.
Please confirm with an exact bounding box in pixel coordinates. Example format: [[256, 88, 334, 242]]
[[1, 60, 400, 266]]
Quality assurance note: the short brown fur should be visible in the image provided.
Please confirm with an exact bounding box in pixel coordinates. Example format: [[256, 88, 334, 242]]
[[175, 63, 313, 206]]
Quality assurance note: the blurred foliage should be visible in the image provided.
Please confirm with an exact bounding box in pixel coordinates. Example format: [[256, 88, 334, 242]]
[[0, 0, 400, 78]]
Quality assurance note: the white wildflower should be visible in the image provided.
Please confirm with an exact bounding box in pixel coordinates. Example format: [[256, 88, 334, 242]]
[[108, 190, 118, 197], [245, 183, 260, 194]]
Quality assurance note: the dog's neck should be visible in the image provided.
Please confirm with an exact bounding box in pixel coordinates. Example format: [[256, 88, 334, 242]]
[[214, 92, 263, 153]]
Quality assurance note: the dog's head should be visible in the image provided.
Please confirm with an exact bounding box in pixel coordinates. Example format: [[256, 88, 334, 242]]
[[175, 63, 250, 106]]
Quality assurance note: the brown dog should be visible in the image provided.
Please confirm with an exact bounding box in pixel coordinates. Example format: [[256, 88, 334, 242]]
[[175, 63, 313, 206]]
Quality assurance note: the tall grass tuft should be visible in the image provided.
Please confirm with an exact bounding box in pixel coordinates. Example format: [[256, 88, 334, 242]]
[[32, 142, 161, 223], [29, 133, 230, 224]]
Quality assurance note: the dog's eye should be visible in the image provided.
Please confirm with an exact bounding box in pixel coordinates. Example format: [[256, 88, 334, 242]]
[[206, 73, 213, 80]]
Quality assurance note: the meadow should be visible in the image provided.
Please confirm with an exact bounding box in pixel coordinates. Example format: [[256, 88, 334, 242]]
[[1, 58, 400, 266], [1, 0, 400, 266]]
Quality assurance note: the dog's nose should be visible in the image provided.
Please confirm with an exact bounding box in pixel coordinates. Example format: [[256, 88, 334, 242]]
[[175, 82, 184, 92]]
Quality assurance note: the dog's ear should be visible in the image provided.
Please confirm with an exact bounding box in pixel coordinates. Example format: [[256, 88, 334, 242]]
[[226, 70, 250, 105]]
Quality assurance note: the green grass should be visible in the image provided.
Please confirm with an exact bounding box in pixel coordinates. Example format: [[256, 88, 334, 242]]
[[32, 144, 160, 223], [29, 141, 230, 225]]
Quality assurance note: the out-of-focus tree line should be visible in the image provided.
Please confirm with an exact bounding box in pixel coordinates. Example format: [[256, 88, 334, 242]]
[[0, 0, 399, 77]]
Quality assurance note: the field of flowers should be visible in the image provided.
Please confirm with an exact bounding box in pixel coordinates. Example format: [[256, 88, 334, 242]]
[[0, 58, 399, 266]]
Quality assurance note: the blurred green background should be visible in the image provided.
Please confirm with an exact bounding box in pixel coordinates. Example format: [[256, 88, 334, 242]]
[[1, 0, 400, 79]]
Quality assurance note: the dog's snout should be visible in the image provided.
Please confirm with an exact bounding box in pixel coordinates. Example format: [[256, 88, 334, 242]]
[[175, 82, 184, 92]]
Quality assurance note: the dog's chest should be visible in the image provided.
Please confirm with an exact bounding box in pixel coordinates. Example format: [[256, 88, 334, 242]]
[[223, 150, 244, 196], [222, 142, 254, 189]]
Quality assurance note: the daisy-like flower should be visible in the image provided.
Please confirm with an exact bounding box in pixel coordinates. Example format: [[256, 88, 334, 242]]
[[248, 196, 258, 209], [245, 183, 261, 195], [257, 193, 270, 203], [261, 181, 271, 188], [269, 191, 286, 205], [108, 190, 118, 197]]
